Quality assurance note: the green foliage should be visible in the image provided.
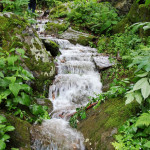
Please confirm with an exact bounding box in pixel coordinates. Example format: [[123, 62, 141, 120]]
[[112, 114, 150, 150], [0, 115, 17, 150], [70, 78, 129, 128], [135, 112, 150, 127], [67, 0, 120, 34], [0, 0, 29, 15], [98, 31, 142, 62], [125, 46, 150, 106], [0, 48, 50, 123]]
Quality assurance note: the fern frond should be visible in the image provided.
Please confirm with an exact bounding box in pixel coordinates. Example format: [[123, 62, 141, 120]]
[[135, 112, 150, 127]]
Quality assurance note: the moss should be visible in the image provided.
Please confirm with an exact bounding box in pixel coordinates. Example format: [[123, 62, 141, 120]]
[[112, 2, 150, 34], [77, 98, 139, 150], [43, 39, 60, 57], [45, 22, 69, 35], [76, 35, 96, 46], [33, 41, 42, 50]]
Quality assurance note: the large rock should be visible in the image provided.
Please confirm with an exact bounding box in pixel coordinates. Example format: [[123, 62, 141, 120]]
[[77, 98, 139, 150], [59, 27, 96, 46], [112, 1, 150, 33], [93, 56, 114, 71], [43, 39, 60, 57], [0, 13, 55, 96]]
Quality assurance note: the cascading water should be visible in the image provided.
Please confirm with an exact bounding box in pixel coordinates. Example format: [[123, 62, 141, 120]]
[[32, 19, 102, 150]]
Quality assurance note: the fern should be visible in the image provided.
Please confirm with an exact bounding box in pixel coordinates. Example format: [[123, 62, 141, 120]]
[[135, 112, 150, 127]]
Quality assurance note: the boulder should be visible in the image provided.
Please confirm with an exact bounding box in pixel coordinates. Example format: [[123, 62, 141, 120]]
[[93, 56, 114, 71], [0, 13, 55, 96], [43, 39, 60, 57], [59, 27, 96, 46]]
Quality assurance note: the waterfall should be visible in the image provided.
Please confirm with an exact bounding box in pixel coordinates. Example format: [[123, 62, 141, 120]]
[[32, 19, 102, 150]]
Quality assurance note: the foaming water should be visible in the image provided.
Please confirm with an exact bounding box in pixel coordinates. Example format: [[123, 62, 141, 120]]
[[32, 19, 102, 150]]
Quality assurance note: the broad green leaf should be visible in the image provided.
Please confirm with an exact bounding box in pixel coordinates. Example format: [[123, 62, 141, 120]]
[[144, 141, 150, 148], [141, 79, 150, 99], [0, 72, 4, 78], [145, 63, 150, 72], [136, 72, 148, 77], [16, 48, 25, 56], [1, 90, 11, 99], [21, 69, 34, 80], [134, 91, 143, 104], [0, 124, 6, 129], [135, 113, 150, 127], [30, 104, 43, 115], [5, 126, 15, 132], [9, 48, 16, 52], [7, 55, 18, 66], [0, 140, 6, 150], [0, 115, 7, 123], [1, 134, 10, 141], [0, 59, 6, 69], [133, 78, 148, 91], [20, 92, 31, 106], [20, 84, 32, 93], [0, 78, 10, 87], [125, 92, 134, 105], [9, 83, 20, 97], [5, 77, 16, 83], [13, 96, 22, 103]]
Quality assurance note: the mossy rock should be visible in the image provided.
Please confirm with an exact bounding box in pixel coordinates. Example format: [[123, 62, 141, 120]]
[[43, 39, 60, 57], [0, 111, 31, 150], [35, 98, 53, 113], [77, 98, 139, 150], [0, 13, 56, 96], [112, 1, 150, 33], [76, 35, 96, 46], [59, 27, 97, 46], [45, 22, 69, 35]]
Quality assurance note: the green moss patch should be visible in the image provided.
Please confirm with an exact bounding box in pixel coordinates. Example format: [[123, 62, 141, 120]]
[[77, 98, 139, 150], [45, 22, 69, 35]]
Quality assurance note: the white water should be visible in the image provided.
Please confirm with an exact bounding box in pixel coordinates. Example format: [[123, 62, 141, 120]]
[[32, 19, 102, 150]]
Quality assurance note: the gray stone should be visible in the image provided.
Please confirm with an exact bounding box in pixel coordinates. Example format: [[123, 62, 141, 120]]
[[93, 56, 114, 71]]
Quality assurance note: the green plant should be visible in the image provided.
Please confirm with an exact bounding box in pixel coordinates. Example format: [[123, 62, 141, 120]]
[[0, 48, 50, 123], [125, 46, 150, 106], [112, 113, 150, 150], [0, 115, 16, 150], [67, 0, 120, 34], [0, 0, 29, 15]]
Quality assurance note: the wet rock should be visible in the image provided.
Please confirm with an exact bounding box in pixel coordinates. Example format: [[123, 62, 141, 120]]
[[43, 39, 60, 57], [0, 13, 55, 96], [35, 98, 53, 113], [59, 27, 96, 46], [93, 56, 114, 71]]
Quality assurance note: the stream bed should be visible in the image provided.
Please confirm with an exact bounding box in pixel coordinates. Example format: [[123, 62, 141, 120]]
[[31, 19, 103, 150]]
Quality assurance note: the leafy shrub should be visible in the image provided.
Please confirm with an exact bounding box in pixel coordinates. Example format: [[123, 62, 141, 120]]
[[112, 114, 150, 150], [0, 0, 28, 15], [67, 0, 120, 34]]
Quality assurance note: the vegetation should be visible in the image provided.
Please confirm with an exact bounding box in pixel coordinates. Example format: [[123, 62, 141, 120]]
[[0, 115, 16, 150], [1, 0, 150, 149]]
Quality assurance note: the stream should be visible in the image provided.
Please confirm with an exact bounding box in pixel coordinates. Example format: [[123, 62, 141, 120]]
[[32, 19, 102, 150]]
